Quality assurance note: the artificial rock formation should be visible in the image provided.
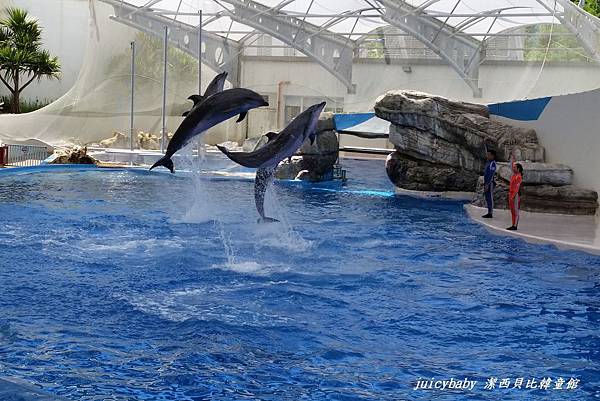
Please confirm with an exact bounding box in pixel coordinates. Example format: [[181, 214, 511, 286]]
[[99, 131, 128, 148], [137, 131, 173, 150], [271, 112, 339, 181], [48, 146, 97, 165], [376, 90, 598, 215], [473, 175, 598, 215], [97, 131, 173, 150]]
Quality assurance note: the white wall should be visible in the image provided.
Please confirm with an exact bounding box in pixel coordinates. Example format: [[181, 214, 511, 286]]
[[0, 0, 88, 102], [242, 58, 600, 112], [494, 90, 600, 195]]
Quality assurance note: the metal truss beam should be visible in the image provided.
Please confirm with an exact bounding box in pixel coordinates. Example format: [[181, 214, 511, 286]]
[[378, 0, 483, 97], [100, 0, 241, 86], [536, 0, 600, 62], [218, 0, 355, 93]]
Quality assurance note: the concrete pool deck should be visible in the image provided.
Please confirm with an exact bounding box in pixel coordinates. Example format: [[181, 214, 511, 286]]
[[465, 204, 600, 255]]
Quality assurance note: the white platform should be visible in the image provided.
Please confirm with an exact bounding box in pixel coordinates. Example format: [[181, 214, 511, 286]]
[[465, 204, 600, 255]]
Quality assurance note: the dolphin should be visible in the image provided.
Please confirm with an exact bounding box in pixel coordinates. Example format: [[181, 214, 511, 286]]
[[150, 88, 269, 173], [217, 102, 326, 222], [182, 72, 228, 117]]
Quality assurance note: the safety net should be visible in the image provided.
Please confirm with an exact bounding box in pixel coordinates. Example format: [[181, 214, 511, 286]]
[[1, 0, 600, 148]]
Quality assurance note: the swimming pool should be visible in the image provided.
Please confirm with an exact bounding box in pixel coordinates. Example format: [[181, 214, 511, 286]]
[[0, 159, 598, 400]]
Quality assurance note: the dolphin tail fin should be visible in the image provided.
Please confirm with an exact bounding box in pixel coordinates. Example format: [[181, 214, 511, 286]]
[[150, 156, 175, 173]]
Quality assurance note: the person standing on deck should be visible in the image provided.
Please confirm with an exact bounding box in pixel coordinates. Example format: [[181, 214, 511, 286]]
[[482, 149, 497, 219], [507, 152, 524, 231]]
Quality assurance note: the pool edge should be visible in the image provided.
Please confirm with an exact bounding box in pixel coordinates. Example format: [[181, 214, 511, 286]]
[[465, 204, 600, 256]]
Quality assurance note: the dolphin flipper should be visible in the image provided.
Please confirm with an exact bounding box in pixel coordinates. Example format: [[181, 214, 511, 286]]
[[236, 112, 247, 123], [182, 95, 204, 117], [188, 94, 204, 106], [255, 167, 279, 223], [265, 131, 278, 142]]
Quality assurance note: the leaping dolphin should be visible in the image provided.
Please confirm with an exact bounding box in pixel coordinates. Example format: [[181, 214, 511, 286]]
[[182, 72, 228, 117], [217, 102, 326, 222], [150, 88, 269, 173]]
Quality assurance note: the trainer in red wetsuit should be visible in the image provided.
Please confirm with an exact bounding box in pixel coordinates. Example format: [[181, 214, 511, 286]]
[[507, 153, 524, 231]]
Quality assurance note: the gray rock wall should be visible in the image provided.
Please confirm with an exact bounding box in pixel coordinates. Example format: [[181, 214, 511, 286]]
[[472, 177, 598, 215], [274, 113, 339, 181], [376, 90, 598, 215]]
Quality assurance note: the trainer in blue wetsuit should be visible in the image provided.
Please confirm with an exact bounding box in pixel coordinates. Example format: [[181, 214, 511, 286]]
[[482, 149, 497, 219]]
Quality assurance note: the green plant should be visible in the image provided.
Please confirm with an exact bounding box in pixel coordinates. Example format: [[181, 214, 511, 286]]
[[0, 7, 60, 114], [523, 24, 589, 62], [0, 94, 52, 113], [571, 0, 600, 17], [108, 31, 199, 92]]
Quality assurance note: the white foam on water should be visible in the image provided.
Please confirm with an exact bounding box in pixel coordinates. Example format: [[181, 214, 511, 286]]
[[252, 188, 314, 253], [222, 261, 264, 274], [75, 237, 184, 252], [209, 220, 287, 275], [361, 239, 404, 249], [117, 284, 292, 324]]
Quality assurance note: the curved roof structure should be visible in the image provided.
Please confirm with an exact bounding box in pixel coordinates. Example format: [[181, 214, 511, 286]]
[[100, 0, 600, 95]]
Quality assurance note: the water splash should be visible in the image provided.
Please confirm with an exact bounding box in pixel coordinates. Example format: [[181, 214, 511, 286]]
[[253, 185, 314, 253], [170, 143, 222, 224], [215, 219, 236, 266]]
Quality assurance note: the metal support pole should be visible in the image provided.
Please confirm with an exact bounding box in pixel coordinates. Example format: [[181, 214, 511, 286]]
[[197, 9, 204, 160], [161, 25, 168, 154], [129, 41, 136, 151], [198, 10, 202, 96]]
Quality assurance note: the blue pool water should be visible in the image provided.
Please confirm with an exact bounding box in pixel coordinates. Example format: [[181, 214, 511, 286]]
[[0, 159, 599, 400]]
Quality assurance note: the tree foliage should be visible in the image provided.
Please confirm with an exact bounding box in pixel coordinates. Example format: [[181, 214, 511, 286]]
[[109, 31, 199, 89], [0, 7, 60, 113], [523, 2, 600, 61], [573, 0, 600, 17]]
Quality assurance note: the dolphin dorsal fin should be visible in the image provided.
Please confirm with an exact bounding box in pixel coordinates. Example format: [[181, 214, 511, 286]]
[[265, 132, 278, 142], [188, 94, 204, 106], [236, 112, 248, 123]]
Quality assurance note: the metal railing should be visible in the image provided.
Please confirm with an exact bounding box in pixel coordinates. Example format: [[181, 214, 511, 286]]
[[1, 144, 50, 167]]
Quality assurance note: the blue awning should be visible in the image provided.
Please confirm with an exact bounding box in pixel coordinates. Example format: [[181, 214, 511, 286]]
[[333, 113, 390, 138]]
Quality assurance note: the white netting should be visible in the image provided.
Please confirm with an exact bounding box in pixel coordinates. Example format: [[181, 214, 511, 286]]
[[1, 0, 600, 147]]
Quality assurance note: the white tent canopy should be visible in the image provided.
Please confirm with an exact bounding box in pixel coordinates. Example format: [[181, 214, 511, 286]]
[[116, 0, 571, 38], [2, 0, 600, 147]]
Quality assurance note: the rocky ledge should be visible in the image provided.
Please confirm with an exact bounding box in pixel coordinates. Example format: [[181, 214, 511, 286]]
[[256, 112, 339, 181], [472, 177, 598, 215], [375, 90, 598, 215], [47, 146, 97, 165]]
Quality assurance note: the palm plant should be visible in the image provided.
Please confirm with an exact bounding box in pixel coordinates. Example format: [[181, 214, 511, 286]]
[[0, 7, 60, 113]]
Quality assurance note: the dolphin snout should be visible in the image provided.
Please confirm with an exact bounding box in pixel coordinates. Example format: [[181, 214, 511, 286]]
[[313, 101, 326, 114]]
